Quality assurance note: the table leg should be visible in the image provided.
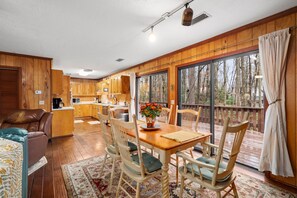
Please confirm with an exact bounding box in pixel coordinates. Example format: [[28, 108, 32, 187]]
[[159, 150, 170, 198]]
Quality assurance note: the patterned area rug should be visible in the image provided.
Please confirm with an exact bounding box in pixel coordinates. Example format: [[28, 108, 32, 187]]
[[62, 155, 296, 198]]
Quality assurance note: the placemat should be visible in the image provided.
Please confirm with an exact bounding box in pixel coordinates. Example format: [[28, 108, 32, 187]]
[[161, 130, 204, 143]]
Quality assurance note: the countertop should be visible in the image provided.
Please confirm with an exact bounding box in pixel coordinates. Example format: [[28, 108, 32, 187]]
[[52, 107, 74, 111], [72, 101, 127, 107]]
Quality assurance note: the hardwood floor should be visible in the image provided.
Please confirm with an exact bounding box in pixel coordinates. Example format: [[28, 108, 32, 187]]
[[28, 117, 296, 197]]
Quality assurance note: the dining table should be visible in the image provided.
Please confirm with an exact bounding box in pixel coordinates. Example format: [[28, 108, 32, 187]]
[[125, 121, 211, 198]]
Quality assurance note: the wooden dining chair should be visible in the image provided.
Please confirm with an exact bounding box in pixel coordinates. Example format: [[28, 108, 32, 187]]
[[172, 105, 202, 183], [98, 113, 137, 192], [109, 106, 129, 119], [111, 115, 162, 198], [158, 104, 173, 124], [177, 118, 249, 198]]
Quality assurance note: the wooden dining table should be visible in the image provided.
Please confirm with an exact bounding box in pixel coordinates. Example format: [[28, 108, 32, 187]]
[[125, 122, 211, 198]]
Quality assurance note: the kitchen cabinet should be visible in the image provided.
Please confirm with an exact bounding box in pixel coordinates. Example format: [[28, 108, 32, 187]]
[[52, 108, 74, 138], [92, 105, 102, 119], [110, 76, 130, 94], [52, 70, 64, 95], [96, 81, 103, 94], [71, 79, 97, 96]]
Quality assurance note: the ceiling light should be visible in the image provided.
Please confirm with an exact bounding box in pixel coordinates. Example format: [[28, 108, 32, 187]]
[[182, 3, 193, 26], [149, 27, 156, 42], [79, 69, 93, 76]]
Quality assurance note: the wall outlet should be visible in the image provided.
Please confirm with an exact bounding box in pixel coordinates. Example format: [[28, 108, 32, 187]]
[[39, 100, 45, 105], [35, 90, 42, 95], [171, 100, 175, 105]]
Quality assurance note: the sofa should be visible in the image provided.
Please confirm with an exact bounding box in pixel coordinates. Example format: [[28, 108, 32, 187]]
[[0, 109, 52, 167]]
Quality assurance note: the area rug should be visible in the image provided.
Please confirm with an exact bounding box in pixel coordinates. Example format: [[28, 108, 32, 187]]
[[88, 121, 100, 125], [62, 155, 296, 198]]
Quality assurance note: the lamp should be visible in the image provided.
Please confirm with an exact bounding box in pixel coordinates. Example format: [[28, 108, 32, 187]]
[[182, 3, 193, 26], [148, 27, 156, 42]]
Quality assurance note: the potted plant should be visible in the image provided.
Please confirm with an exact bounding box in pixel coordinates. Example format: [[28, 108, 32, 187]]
[[140, 103, 162, 128]]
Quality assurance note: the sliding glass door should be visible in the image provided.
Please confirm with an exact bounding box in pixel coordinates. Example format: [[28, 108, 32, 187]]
[[136, 72, 168, 119], [178, 51, 264, 168]]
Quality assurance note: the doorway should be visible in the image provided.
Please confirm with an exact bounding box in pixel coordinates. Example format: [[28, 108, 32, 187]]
[[0, 68, 20, 120]]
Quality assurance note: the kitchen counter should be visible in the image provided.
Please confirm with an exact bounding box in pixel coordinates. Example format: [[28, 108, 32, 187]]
[[73, 102, 127, 107], [52, 107, 74, 111]]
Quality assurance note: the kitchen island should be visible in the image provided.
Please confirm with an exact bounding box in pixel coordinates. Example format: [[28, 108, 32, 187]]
[[52, 107, 74, 138]]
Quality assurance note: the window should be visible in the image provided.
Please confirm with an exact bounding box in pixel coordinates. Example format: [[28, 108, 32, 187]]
[[178, 51, 264, 169], [136, 72, 168, 118]]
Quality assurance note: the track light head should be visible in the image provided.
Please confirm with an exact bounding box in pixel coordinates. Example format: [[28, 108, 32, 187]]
[[182, 4, 193, 26], [148, 27, 156, 42]]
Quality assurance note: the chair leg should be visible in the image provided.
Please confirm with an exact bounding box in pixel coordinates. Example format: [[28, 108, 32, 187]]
[[176, 155, 179, 184], [108, 158, 116, 192], [99, 153, 108, 177], [179, 176, 184, 198], [216, 192, 222, 198], [136, 182, 141, 198], [189, 149, 194, 158], [116, 171, 123, 198], [232, 182, 239, 197]]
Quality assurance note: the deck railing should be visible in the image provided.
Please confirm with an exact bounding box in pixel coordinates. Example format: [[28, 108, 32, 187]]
[[181, 104, 264, 133]]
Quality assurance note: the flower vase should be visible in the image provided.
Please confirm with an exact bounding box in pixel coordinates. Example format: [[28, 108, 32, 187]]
[[146, 117, 156, 128]]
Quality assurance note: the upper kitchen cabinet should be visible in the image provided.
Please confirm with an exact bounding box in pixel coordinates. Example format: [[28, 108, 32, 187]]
[[96, 79, 110, 94], [52, 70, 64, 95], [71, 78, 97, 96], [110, 76, 130, 94]]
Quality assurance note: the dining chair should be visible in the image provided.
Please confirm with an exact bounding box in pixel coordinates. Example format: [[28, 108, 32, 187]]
[[109, 106, 129, 120], [98, 113, 137, 192], [111, 115, 162, 198], [172, 105, 202, 183], [177, 118, 249, 198], [158, 104, 173, 124]]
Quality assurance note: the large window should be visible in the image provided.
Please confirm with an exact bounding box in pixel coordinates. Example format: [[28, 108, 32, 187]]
[[136, 72, 168, 118], [178, 51, 264, 169]]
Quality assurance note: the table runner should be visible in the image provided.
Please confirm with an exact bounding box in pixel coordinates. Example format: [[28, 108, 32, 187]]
[[161, 130, 204, 143]]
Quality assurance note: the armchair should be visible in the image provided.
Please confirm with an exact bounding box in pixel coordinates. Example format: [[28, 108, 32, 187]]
[[0, 109, 52, 167]]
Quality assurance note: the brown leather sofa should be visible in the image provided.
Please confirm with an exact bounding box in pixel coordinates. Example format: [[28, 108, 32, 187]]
[[0, 109, 53, 167]]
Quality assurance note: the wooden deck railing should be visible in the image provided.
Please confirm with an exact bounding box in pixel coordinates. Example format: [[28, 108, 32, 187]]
[[181, 104, 264, 133]]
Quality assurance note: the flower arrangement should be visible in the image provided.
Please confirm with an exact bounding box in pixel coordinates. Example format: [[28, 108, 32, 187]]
[[140, 103, 162, 127]]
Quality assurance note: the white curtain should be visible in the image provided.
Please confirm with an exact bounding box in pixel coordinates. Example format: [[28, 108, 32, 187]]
[[129, 72, 136, 121], [258, 28, 294, 177]]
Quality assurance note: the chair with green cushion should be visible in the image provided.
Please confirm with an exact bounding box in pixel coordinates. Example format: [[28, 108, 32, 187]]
[[177, 117, 249, 198], [98, 113, 137, 193], [111, 115, 162, 198]]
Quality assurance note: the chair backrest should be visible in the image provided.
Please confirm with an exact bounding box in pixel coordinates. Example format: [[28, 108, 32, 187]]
[[158, 105, 173, 124], [212, 118, 249, 186], [98, 113, 119, 155], [109, 107, 129, 119], [110, 115, 145, 177], [174, 105, 201, 132]]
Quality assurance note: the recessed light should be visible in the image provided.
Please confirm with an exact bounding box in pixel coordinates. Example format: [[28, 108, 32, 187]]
[[79, 69, 93, 76]]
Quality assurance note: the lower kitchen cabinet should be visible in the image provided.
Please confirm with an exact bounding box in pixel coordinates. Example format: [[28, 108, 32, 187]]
[[52, 108, 74, 138], [74, 104, 102, 119]]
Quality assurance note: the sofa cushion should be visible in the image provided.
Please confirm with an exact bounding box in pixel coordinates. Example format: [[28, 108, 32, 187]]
[[4, 109, 45, 124]]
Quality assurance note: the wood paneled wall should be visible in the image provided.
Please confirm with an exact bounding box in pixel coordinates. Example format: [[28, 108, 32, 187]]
[[0, 52, 52, 112], [105, 8, 297, 188]]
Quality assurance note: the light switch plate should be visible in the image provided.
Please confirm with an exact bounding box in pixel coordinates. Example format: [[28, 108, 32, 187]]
[[171, 100, 175, 105], [35, 90, 42, 95], [39, 100, 45, 105]]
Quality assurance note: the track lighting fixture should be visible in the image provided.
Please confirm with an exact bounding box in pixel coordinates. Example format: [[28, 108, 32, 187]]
[[182, 3, 193, 26], [142, 0, 194, 37], [148, 27, 156, 42]]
